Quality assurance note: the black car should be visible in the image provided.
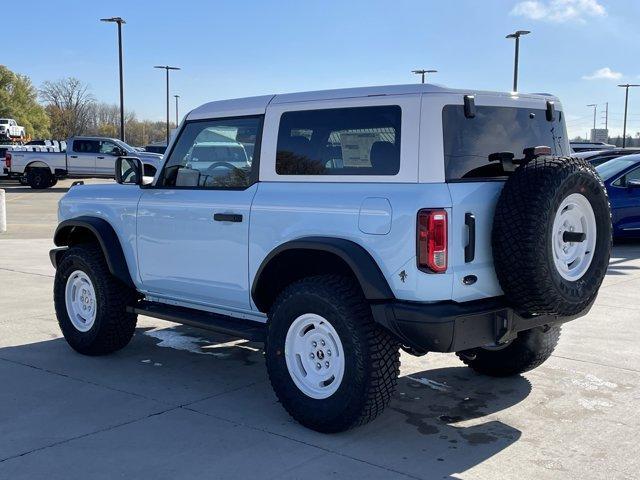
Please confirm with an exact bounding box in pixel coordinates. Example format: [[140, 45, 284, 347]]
[[574, 148, 640, 167]]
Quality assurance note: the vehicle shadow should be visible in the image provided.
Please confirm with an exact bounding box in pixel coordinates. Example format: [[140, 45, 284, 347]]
[[607, 242, 640, 276], [0, 323, 530, 478], [0, 180, 70, 194]]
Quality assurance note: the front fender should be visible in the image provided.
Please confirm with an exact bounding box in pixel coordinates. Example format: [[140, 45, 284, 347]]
[[53, 216, 134, 287]]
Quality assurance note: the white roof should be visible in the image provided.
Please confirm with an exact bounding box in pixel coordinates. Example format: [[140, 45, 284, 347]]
[[186, 84, 559, 120]]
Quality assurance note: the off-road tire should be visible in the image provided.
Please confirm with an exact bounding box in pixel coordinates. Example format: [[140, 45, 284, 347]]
[[457, 325, 561, 377], [27, 168, 53, 189], [265, 275, 400, 433], [54, 244, 137, 355], [49, 177, 58, 187], [492, 156, 611, 316]]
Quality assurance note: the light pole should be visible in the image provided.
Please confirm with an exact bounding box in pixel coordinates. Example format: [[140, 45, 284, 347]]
[[506, 30, 530, 92], [618, 84, 640, 148], [412, 69, 437, 84], [174, 95, 180, 127], [154, 65, 181, 144], [587, 104, 597, 136], [100, 17, 126, 141]]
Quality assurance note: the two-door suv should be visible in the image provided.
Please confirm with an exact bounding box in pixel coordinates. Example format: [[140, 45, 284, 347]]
[[51, 84, 612, 432]]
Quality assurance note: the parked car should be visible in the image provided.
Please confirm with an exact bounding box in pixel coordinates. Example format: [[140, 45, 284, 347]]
[[50, 84, 611, 432], [0, 118, 25, 140], [595, 154, 640, 238], [570, 141, 616, 152], [4, 136, 163, 188], [574, 148, 640, 167]]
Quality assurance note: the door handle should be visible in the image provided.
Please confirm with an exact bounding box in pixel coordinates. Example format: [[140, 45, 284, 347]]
[[97, 156, 105, 159], [465, 212, 476, 263], [213, 213, 243, 223], [69, 155, 78, 158]]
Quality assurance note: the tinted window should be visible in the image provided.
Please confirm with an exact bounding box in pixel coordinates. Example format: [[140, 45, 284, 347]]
[[276, 106, 401, 176], [160, 116, 261, 189], [613, 167, 640, 187], [72, 140, 100, 153], [443, 105, 569, 180]]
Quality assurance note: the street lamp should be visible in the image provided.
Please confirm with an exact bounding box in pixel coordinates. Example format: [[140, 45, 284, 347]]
[[412, 69, 437, 84], [506, 30, 530, 92], [618, 84, 640, 148], [100, 16, 126, 141], [154, 65, 181, 144], [587, 104, 597, 134], [174, 95, 180, 127]]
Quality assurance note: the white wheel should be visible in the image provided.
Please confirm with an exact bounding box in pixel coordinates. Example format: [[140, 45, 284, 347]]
[[551, 193, 597, 281], [65, 270, 97, 332], [284, 313, 345, 399]]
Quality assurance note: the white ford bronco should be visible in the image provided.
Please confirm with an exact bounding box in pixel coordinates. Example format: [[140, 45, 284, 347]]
[[51, 84, 611, 432]]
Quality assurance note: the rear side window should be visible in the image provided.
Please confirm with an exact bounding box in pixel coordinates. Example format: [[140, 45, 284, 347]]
[[443, 105, 569, 181], [276, 106, 401, 176], [72, 140, 100, 153]]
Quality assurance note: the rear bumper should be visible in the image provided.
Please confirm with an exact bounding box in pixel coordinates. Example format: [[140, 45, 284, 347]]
[[371, 297, 590, 354]]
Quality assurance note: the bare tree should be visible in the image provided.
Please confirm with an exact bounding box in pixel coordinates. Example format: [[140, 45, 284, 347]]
[[40, 77, 95, 139]]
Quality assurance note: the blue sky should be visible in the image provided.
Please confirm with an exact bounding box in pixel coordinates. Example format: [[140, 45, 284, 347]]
[[5, 0, 640, 137]]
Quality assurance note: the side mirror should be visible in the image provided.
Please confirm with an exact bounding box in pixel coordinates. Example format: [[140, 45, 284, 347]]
[[115, 157, 143, 185], [627, 179, 640, 189]]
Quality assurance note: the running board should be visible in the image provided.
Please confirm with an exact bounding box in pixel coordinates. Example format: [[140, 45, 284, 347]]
[[128, 301, 267, 342]]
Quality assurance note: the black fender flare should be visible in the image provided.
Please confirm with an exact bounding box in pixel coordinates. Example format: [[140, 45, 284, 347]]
[[251, 236, 394, 311], [52, 216, 134, 288]]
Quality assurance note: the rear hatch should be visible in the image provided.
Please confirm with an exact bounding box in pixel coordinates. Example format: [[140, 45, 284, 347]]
[[443, 96, 570, 302]]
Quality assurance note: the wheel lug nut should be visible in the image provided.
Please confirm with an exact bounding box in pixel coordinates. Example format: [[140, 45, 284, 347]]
[[321, 339, 325, 346], [316, 362, 321, 369], [312, 341, 317, 347], [309, 353, 315, 359], [325, 361, 329, 368], [327, 349, 331, 356]]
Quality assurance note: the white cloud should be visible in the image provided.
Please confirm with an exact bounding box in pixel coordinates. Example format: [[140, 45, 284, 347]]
[[511, 0, 606, 23], [582, 67, 623, 80]]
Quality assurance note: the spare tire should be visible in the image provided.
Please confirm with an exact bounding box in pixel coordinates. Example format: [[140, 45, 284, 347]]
[[492, 156, 611, 316]]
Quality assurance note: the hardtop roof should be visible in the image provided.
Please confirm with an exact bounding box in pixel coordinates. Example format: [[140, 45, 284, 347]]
[[186, 84, 560, 121]]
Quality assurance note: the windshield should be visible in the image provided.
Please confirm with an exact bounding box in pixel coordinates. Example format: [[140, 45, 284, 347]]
[[443, 104, 570, 180], [0, 120, 8, 124], [595, 156, 640, 181]]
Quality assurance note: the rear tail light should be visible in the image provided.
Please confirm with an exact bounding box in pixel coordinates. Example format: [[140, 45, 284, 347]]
[[4, 152, 11, 168], [417, 209, 448, 273]]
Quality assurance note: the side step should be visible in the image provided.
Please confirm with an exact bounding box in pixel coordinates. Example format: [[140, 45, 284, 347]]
[[128, 301, 267, 342]]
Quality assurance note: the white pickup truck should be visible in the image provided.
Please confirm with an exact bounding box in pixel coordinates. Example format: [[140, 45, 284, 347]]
[[4, 136, 163, 188], [0, 118, 25, 140]]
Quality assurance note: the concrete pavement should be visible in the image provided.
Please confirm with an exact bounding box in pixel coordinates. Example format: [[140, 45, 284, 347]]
[[0, 178, 638, 479]]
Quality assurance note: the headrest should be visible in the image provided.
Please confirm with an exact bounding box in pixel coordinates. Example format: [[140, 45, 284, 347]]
[[280, 136, 312, 158], [369, 141, 398, 173]]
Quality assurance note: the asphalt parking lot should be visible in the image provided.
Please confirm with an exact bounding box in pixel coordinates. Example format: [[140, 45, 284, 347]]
[[0, 178, 639, 479]]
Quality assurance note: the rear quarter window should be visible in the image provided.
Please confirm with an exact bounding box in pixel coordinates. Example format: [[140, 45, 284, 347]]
[[443, 104, 569, 181], [276, 105, 401, 176]]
